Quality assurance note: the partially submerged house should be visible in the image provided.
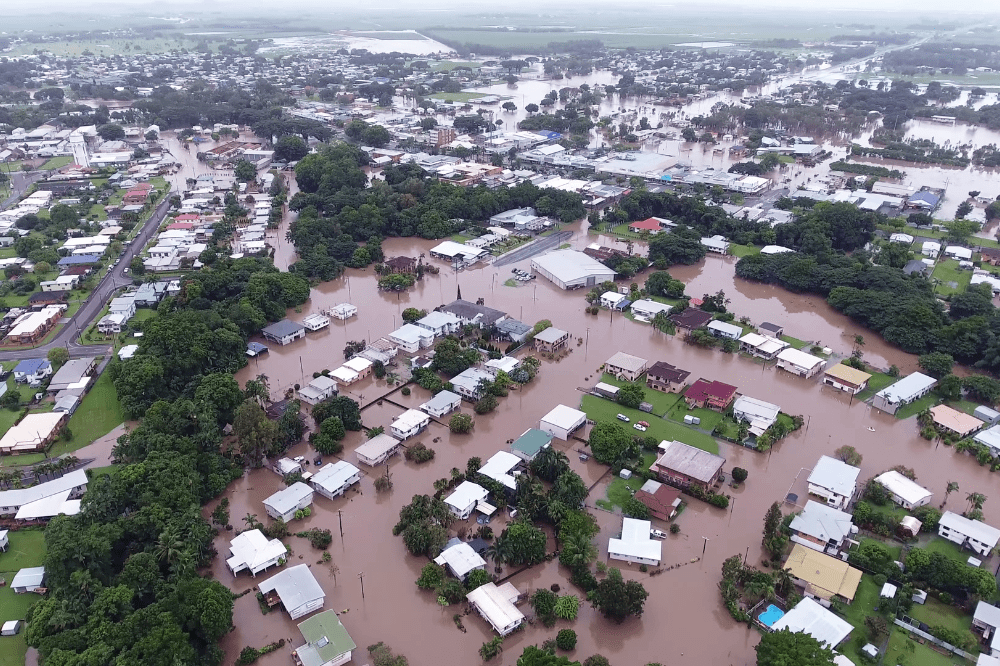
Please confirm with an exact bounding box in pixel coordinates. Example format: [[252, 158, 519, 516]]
[[609, 517, 661, 566], [444, 481, 490, 520], [354, 433, 401, 467], [650, 440, 726, 491], [291, 610, 356, 666], [874, 471, 933, 510], [872, 372, 937, 415], [298, 376, 338, 405], [390, 409, 431, 440], [533, 326, 570, 353], [262, 319, 306, 346], [634, 480, 682, 521], [226, 529, 287, 577], [822, 364, 872, 395], [738, 332, 788, 360], [420, 390, 462, 418], [784, 544, 862, 604], [466, 582, 525, 636], [930, 405, 983, 438], [434, 540, 487, 580], [510, 429, 552, 462], [732, 396, 780, 436], [258, 564, 325, 620], [263, 482, 314, 522], [776, 348, 825, 378], [806, 456, 860, 510], [310, 461, 362, 500], [789, 501, 856, 555]]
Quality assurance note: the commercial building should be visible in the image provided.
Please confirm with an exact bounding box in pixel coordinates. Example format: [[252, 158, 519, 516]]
[[354, 433, 401, 467], [292, 610, 356, 666], [938, 511, 1000, 556], [226, 529, 288, 577], [776, 348, 825, 378], [604, 352, 648, 382], [650, 440, 726, 491], [822, 364, 872, 395], [310, 461, 362, 500], [784, 545, 862, 604], [789, 501, 856, 554], [875, 471, 933, 510], [807, 456, 860, 510], [466, 582, 525, 636], [428, 240, 488, 265], [539, 404, 587, 440], [258, 564, 325, 620], [609, 517, 661, 565], [530, 249, 617, 290], [872, 372, 937, 415], [263, 482, 314, 522]]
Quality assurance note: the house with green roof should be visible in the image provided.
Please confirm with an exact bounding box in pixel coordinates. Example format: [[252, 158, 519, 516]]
[[292, 610, 356, 666], [510, 428, 553, 462]]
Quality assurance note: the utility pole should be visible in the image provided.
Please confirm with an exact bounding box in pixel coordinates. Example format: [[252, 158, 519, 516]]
[[358, 571, 365, 600], [702, 536, 708, 557], [338, 509, 344, 538]]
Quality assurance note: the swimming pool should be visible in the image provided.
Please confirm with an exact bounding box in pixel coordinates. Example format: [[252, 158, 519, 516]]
[[759, 604, 785, 627]]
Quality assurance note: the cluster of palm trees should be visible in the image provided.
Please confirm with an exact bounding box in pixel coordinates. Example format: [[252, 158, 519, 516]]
[[0, 455, 81, 489]]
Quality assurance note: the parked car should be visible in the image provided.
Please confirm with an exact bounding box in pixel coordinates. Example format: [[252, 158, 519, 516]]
[[616, 413, 630, 422], [633, 423, 647, 432], [650, 528, 668, 540]]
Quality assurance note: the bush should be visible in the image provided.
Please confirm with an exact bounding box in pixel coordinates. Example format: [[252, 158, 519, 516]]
[[237, 646, 260, 665], [622, 496, 650, 519], [731, 467, 748, 484], [554, 594, 579, 620], [583, 656, 611, 666], [401, 387, 411, 396], [404, 442, 435, 463], [531, 589, 558, 627], [669, 523, 681, 534], [296, 528, 333, 549], [556, 629, 577, 651], [449, 413, 474, 434], [479, 637, 503, 661]]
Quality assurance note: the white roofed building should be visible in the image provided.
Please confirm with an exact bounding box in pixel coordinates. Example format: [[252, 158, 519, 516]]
[[789, 501, 855, 555], [874, 471, 933, 509], [466, 582, 525, 636], [390, 409, 430, 440], [263, 482, 314, 522], [310, 461, 362, 500], [444, 481, 489, 520], [227, 529, 288, 577], [258, 564, 325, 620], [938, 511, 1000, 556], [770, 597, 853, 649], [420, 390, 462, 418], [478, 451, 521, 491], [604, 352, 649, 381], [732, 396, 780, 436], [434, 541, 486, 580], [776, 347, 825, 378], [530, 249, 617, 290], [807, 456, 860, 510], [609, 517, 661, 565], [539, 404, 587, 440], [354, 433, 401, 467], [873, 373, 937, 415], [298, 376, 338, 405]]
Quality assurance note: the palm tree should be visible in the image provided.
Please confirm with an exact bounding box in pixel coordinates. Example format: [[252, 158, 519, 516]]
[[155, 526, 186, 567], [243, 513, 259, 530], [483, 543, 505, 574], [967, 492, 987, 512], [944, 481, 959, 506], [560, 531, 597, 570], [772, 567, 794, 597]]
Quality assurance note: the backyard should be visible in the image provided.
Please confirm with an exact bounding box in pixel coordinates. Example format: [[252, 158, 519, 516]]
[[855, 371, 900, 402], [595, 475, 646, 512], [579, 394, 719, 454], [0, 529, 46, 666], [931, 259, 972, 296], [595, 372, 683, 416], [48, 369, 123, 458]]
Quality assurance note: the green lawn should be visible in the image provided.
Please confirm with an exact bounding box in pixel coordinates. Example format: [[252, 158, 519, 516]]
[[895, 393, 940, 420], [931, 259, 973, 296], [39, 156, 72, 171], [597, 475, 646, 512], [580, 394, 718, 454], [48, 370, 123, 457], [949, 400, 982, 416], [0, 529, 46, 666], [779, 334, 809, 350], [666, 401, 725, 432], [728, 244, 761, 258], [860, 537, 901, 561], [855, 371, 899, 402], [909, 597, 975, 637], [923, 537, 975, 565], [87, 464, 119, 480], [596, 373, 683, 416], [884, 626, 975, 666], [837, 575, 884, 666]]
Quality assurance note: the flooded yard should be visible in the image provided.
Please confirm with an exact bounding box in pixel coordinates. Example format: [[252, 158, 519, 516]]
[[221, 231, 998, 666]]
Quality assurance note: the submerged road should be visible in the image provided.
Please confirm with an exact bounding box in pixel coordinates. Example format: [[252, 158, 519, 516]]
[[494, 230, 573, 267], [0, 194, 172, 363]]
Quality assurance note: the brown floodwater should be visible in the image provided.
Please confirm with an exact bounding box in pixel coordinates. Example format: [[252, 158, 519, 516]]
[[223, 232, 1000, 666]]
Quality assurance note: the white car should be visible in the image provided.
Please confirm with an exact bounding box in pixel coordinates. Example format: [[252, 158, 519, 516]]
[[633, 423, 647, 432], [616, 413, 630, 422], [650, 528, 668, 540], [293, 456, 306, 463]]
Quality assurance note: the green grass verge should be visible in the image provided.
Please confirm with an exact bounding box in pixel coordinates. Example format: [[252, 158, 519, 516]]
[[922, 537, 976, 565], [728, 244, 760, 258], [854, 371, 899, 402], [908, 597, 975, 637], [931, 259, 972, 296], [48, 370, 123, 457], [87, 464, 119, 480], [596, 373, 683, 417], [39, 156, 72, 171], [580, 394, 718, 454], [779, 334, 809, 350], [894, 393, 940, 420]]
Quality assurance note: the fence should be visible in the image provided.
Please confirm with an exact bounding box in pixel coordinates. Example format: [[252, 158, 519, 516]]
[[893, 618, 977, 661]]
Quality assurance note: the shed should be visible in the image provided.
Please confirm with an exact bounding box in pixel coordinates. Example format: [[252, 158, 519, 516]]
[[880, 582, 897, 598], [510, 429, 553, 462], [10, 566, 45, 593], [1, 620, 21, 636], [975, 406, 1000, 426]]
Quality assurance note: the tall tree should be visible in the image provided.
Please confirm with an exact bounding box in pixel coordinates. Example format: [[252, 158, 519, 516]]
[[233, 400, 277, 467], [590, 568, 648, 623], [755, 628, 835, 666]]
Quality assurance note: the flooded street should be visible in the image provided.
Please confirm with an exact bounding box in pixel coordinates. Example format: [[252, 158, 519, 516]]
[[222, 230, 997, 666]]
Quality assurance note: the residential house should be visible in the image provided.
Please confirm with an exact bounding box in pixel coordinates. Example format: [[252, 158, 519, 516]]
[[630, 299, 672, 322], [477, 451, 521, 492], [609, 517, 662, 565], [739, 332, 789, 360], [946, 245, 973, 261], [700, 235, 730, 254], [226, 529, 287, 577], [388, 323, 435, 353], [822, 364, 872, 394], [485, 356, 520, 377], [12, 359, 52, 384], [108, 295, 136, 320], [634, 480, 682, 521], [0, 412, 68, 454], [435, 540, 487, 580], [262, 319, 306, 346], [354, 433, 401, 467], [301, 313, 330, 332], [389, 409, 431, 440], [331, 357, 373, 385], [466, 583, 525, 636], [328, 303, 357, 320], [938, 511, 1000, 556], [732, 396, 780, 436], [776, 348, 825, 378], [273, 457, 304, 477], [930, 405, 983, 437], [444, 481, 490, 520], [650, 440, 726, 491], [922, 241, 942, 258], [707, 320, 743, 340], [97, 313, 127, 335], [872, 373, 937, 415], [10, 567, 45, 594], [784, 545, 862, 605], [669, 308, 714, 331], [684, 379, 738, 411], [258, 564, 325, 620], [770, 597, 853, 649], [0, 469, 87, 517], [628, 217, 668, 234], [875, 471, 933, 510], [0, 530, 7, 552], [6, 305, 65, 344], [645, 361, 691, 393], [789, 501, 856, 555], [450, 367, 493, 401], [298, 376, 339, 405], [975, 425, 1000, 457], [510, 429, 552, 462], [420, 390, 462, 418], [263, 482, 314, 522], [539, 404, 587, 440], [383, 256, 418, 273], [533, 327, 570, 353], [310, 461, 362, 500], [604, 352, 648, 381], [47, 357, 96, 392], [440, 299, 507, 328], [600, 291, 628, 310], [415, 311, 462, 337], [496, 319, 533, 344], [759, 322, 784, 337], [972, 602, 1000, 656], [291, 610, 356, 666], [807, 456, 860, 510]]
